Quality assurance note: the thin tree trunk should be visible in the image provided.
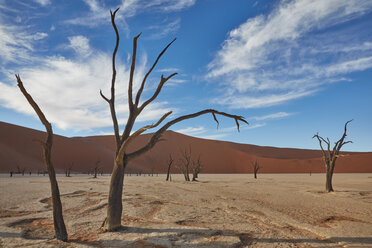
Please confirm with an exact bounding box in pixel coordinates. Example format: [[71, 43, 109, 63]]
[[16, 75, 67, 241], [102, 159, 125, 231], [48, 165, 68, 241]]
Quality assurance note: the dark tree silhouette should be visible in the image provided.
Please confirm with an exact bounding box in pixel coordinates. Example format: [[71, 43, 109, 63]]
[[251, 160, 260, 179], [177, 148, 191, 182], [313, 120, 353, 192], [166, 154, 173, 181], [191, 155, 202, 181], [100, 8, 248, 231], [93, 159, 101, 178], [65, 163, 72, 177], [15, 75, 68, 241]]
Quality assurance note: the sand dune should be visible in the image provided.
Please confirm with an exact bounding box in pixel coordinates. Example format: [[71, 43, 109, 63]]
[[0, 121, 371, 174]]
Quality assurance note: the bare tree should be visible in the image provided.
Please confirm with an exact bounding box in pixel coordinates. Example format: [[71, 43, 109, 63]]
[[313, 120, 353, 192], [191, 155, 202, 181], [177, 148, 192, 181], [65, 163, 72, 177], [93, 159, 101, 178], [100, 9, 248, 231], [166, 154, 173, 181], [15, 75, 68, 241], [251, 160, 260, 179]]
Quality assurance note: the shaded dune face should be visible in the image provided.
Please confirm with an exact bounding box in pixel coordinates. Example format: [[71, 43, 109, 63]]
[[0, 121, 371, 174]]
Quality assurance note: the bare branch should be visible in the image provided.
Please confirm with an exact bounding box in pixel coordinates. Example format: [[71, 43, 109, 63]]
[[16, 75, 52, 137], [135, 38, 177, 106], [127, 109, 248, 161], [212, 112, 219, 129], [100, 8, 122, 148], [128, 33, 141, 110], [313, 133, 327, 159], [100, 90, 110, 103], [138, 73, 178, 113], [116, 111, 172, 161]]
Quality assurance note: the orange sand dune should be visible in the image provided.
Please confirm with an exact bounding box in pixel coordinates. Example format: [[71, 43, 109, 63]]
[[0, 121, 371, 174]]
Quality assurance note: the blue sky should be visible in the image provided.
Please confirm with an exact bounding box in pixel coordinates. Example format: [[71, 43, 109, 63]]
[[0, 0, 371, 152]]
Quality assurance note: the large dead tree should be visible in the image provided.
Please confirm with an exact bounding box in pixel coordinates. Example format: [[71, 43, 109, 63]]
[[313, 120, 353, 192], [15, 75, 68, 241], [251, 160, 260, 179], [100, 8, 248, 231]]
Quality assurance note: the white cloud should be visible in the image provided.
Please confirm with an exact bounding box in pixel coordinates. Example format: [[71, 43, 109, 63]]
[[33, 0, 51, 6], [68, 35, 92, 58], [0, 22, 47, 64], [175, 126, 206, 135], [0, 52, 171, 130], [251, 112, 295, 121], [215, 90, 317, 109], [207, 0, 372, 109], [65, 0, 195, 30], [148, 18, 180, 39]]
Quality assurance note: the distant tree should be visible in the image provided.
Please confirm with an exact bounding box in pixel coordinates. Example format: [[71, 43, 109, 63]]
[[65, 163, 72, 177], [93, 159, 101, 178], [15, 75, 68, 241], [251, 160, 260, 179], [177, 148, 191, 181], [166, 154, 173, 181], [100, 8, 247, 231], [313, 120, 353, 192], [191, 155, 202, 181]]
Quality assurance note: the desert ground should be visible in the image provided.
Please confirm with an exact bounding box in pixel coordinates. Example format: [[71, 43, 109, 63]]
[[0, 173, 371, 247]]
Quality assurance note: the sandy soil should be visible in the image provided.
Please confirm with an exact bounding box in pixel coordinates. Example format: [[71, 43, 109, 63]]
[[0, 173, 371, 247]]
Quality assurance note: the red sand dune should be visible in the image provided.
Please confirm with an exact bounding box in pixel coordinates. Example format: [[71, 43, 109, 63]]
[[0, 121, 371, 174]]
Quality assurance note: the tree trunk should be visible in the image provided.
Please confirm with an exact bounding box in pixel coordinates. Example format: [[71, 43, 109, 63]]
[[48, 165, 68, 241], [254, 171, 257, 179], [325, 170, 333, 192], [325, 161, 335, 192], [166, 163, 171, 181], [102, 159, 125, 231]]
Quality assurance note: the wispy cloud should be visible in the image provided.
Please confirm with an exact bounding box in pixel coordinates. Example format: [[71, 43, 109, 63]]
[[65, 0, 195, 32], [0, 51, 171, 130], [207, 0, 372, 109], [0, 19, 48, 64], [175, 126, 206, 135], [33, 0, 51, 6], [251, 112, 295, 121], [67, 35, 92, 58], [147, 18, 180, 39]]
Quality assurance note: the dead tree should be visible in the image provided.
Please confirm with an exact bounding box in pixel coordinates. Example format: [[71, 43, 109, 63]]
[[93, 159, 100, 178], [65, 164, 72, 177], [100, 8, 248, 231], [251, 160, 260, 179], [313, 120, 353, 192], [191, 155, 202, 181], [15, 75, 68, 241], [166, 154, 173, 181], [177, 147, 192, 181]]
